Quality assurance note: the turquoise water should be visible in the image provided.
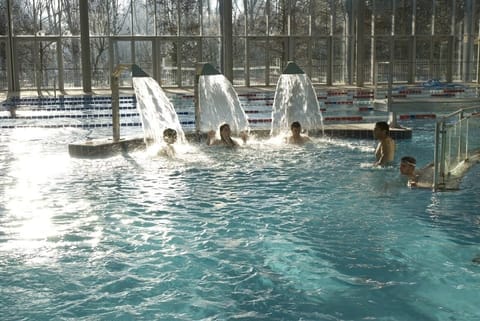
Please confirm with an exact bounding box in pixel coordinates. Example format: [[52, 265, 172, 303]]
[[1, 120, 479, 321]]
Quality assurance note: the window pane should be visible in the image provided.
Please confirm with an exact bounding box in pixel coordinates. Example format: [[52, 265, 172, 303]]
[[63, 37, 82, 88], [157, 1, 177, 35], [202, 0, 220, 36], [111, 1, 133, 35], [133, 1, 155, 35], [233, 37, 245, 86], [60, 0, 79, 36], [16, 40, 36, 88], [180, 39, 198, 86], [312, 0, 332, 35], [249, 39, 266, 85], [180, 1, 200, 35], [90, 37, 109, 87], [312, 38, 328, 83], [159, 40, 176, 86], [0, 40, 7, 89]]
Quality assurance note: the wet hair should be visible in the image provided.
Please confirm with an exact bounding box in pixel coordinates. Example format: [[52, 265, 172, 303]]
[[218, 123, 237, 147], [291, 121, 301, 129], [163, 128, 177, 139], [401, 156, 416, 166], [375, 121, 389, 134], [219, 123, 230, 132]]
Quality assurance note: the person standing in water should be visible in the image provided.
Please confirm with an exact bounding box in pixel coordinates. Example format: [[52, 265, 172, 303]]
[[287, 121, 312, 145], [373, 121, 395, 167], [206, 123, 248, 148]]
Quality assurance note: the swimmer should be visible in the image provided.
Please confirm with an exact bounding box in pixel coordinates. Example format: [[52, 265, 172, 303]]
[[399, 156, 434, 188], [287, 121, 312, 145], [399, 156, 419, 187], [159, 128, 177, 157], [373, 121, 395, 167], [206, 123, 247, 148]]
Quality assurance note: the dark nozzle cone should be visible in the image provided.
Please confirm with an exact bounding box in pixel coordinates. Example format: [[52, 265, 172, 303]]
[[197, 63, 222, 76], [132, 64, 149, 77], [282, 61, 305, 75]]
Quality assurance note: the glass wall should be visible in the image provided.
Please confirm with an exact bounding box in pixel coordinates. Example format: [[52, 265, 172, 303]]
[[1, 0, 479, 93]]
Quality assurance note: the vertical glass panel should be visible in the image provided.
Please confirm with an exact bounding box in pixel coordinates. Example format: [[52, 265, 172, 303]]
[[416, 36, 431, 81], [202, 37, 221, 68], [180, 0, 200, 35], [434, 0, 451, 36], [63, 37, 82, 88], [90, 36, 109, 87], [393, 37, 410, 82], [432, 37, 450, 79], [0, 41, 6, 90], [311, 38, 328, 83], [133, 0, 155, 35], [232, 37, 246, 86], [312, 0, 331, 35], [373, 0, 392, 35], [89, 2, 110, 36], [111, 1, 133, 35], [135, 41, 153, 75], [245, 0, 267, 35], [159, 40, 176, 86], [394, 0, 413, 36], [202, 0, 220, 36], [156, 1, 178, 35], [233, 0, 246, 36], [290, 1, 310, 36], [249, 39, 266, 85], [61, 0, 79, 36], [292, 39, 309, 71], [415, 1, 433, 35], [268, 38, 285, 85], [16, 40, 36, 88], [112, 40, 133, 86], [12, 0, 37, 35], [0, 0, 7, 35], [180, 39, 198, 86], [332, 37, 346, 83], [360, 36, 372, 83], [38, 40, 58, 88], [269, 0, 286, 35], [332, 0, 346, 36]]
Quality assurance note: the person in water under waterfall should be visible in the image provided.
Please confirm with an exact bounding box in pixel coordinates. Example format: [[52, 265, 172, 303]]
[[159, 128, 177, 157], [373, 121, 395, 167], [286, 121, 312, 145], [206, 123, 248, 148]]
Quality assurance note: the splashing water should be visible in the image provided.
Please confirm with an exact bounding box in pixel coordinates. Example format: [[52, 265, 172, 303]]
[[270, 73, 323, 137], [133, 77, 186, 145], [197, 74, 249, 135]]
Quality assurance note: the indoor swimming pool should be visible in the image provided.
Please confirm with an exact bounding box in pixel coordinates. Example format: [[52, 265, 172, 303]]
[[0, 117, 479, 321]]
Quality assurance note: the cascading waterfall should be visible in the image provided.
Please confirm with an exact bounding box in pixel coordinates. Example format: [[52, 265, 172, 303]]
[[132, 77, 186, 146], [197, 71, 249, 135], [270, 62, 323, 137]]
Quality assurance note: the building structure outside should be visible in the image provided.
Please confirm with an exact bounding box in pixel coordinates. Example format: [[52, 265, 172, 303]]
[[0, 0, 479, 94]]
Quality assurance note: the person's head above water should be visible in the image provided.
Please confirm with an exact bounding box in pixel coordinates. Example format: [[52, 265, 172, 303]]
[[163, 128, 177, 145], [374, 121, 390, 137], [400, 156, 416, 176]]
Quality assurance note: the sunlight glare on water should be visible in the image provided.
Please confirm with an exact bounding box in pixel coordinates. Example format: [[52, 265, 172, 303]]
[[0, 120, 479, 321]]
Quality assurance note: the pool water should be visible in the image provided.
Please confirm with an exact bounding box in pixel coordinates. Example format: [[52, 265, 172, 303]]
[[1, 120, 479, 321]]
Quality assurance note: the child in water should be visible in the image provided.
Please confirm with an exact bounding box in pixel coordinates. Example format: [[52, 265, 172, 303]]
[[159, 128, 177, 157]]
